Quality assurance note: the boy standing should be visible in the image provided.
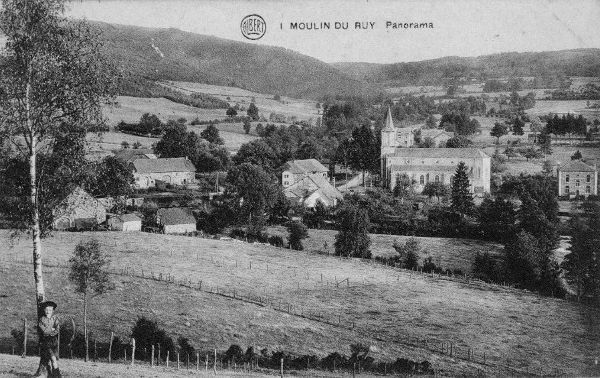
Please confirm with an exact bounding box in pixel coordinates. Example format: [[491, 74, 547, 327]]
[[37, 301, 61, 378]]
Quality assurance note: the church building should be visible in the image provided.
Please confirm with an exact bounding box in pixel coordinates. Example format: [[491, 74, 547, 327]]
[[381, 108, 491, 194]]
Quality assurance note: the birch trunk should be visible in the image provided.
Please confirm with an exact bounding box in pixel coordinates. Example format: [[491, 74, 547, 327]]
[[84, 291, 89, 362], [27, 76, 45, 306]]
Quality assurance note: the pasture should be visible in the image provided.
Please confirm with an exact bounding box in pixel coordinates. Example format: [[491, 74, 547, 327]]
[[162, 81, 320, 122], [2, 231, 599, 376], [267, 226, 503, 274]]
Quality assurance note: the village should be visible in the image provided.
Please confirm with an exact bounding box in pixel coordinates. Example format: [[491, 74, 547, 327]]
[[1, 1, 600, 377]]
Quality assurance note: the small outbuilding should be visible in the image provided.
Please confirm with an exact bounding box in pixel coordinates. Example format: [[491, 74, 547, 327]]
[[107, 213, 142, 231], [52, 187, 107, 230], [156, 208, 196, 234]]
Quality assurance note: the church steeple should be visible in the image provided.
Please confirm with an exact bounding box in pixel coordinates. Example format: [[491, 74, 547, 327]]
[[383, 106, 395, 131]]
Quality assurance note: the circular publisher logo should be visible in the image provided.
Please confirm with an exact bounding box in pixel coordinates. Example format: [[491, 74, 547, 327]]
[[241, 14, 266, 40]]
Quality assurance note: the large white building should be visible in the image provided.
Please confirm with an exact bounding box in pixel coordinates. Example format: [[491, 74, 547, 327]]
[[381, 108, 491, 194]]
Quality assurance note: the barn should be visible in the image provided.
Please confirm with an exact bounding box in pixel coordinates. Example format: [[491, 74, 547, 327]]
[[156, 208, 196, 234], [107, 213, 142, 231]]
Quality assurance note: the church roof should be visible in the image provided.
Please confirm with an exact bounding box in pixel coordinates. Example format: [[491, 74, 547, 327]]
[[389, 164, 458, 172], [383, 107, 395, 131], [387, 148, 489, 159], [559, 160, 597, 172]]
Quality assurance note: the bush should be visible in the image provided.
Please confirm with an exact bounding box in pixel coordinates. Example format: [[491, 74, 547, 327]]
[[130, 317, 175, 361], [472, 252, 501, 282], [268, 235, 284, 247], [178, 336, 195, 357], [225, 344, 244, 363], [287, 220, 308, 250]]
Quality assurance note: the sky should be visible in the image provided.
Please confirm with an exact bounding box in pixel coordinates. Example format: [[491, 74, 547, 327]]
[[67, 0, 600, 64]]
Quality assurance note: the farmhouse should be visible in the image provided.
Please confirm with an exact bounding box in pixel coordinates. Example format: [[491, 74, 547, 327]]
[[52, 187, 107, 230], [381, 108, 490, 194], [131, 157, 196, 189], [557, 160, 598, 197], [283, 174, 343, 208], [281, 159, 329, 188], [107, 213, 142, 231], [156, 207, 196, 234]]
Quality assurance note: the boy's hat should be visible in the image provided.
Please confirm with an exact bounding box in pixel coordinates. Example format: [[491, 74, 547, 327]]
[[40, 300, 57, 310]]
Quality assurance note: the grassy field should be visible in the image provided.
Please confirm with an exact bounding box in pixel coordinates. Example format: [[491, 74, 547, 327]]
[[104, 96, 227, 126], [268, 227, 502, 274], [0, 354, 271, 377], [163, 82, 320, 122], [2, 231, 599, 376]]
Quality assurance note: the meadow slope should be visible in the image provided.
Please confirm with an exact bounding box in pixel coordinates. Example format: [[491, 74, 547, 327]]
[[1, 231, 599, 376]]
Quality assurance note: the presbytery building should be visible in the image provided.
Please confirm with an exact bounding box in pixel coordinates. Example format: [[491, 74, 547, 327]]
[[381, 108, 491, 194], [557, 160, 598, 197]]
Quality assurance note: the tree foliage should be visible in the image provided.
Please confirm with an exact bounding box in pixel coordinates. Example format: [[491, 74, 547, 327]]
[[490, 122, 508, 143], [287, 220, 309, 251], [200, 124, 224, 145], [445, 135, 473, 148], [334, 204, 371, 258], [247, 102, 259, 121], [450, 162, 474, 217]]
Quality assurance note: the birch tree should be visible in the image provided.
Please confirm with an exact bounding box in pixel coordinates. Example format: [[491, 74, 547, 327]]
[[0, 0, 116, 307]]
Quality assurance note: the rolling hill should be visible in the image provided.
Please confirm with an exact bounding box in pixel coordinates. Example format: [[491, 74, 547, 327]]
[[2, 231, 600, 376], [332, 49, 600, 86], [94, 22, 378, 101]]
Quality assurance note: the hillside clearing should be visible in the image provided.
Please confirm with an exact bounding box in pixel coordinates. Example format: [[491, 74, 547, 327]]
[[1, 231, 599, 376]]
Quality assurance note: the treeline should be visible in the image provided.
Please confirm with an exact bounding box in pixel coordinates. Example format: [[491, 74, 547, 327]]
[[482, 77, 569, 93], [118, 76, 228, 109], [550, 83, 600, 100], [544, 113, 588, 135]]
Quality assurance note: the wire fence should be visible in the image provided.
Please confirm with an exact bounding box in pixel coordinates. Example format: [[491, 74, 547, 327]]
[[2, 255, 571, 377]]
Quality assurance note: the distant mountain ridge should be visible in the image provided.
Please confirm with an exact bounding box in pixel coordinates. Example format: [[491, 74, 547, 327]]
[[332, 49, 600, 86], [94, 22, 378, 100]]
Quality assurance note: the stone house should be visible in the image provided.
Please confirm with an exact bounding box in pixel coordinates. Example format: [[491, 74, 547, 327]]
[[557, 160, 598, 197], [281, 159, 328, 188], [131, 157, 196, 189], [283, 174, 343, 208], [52, 187, 107, 230]]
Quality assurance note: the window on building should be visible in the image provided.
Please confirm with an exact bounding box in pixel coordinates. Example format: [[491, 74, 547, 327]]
[[565, 185, 570, 193], [587, 174, 591, 183], [586, 186, 591, 193], [284, 181, 289, 186], [435, 175, 440, 183], [575, 180, 580, 187], [566, 174, 570, 182], [419, 175, 424, 185]]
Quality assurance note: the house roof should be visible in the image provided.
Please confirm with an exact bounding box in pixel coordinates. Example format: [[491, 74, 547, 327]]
[[383, 107, 395, 131], [114, 149, 155, 163], [156, 207, 196, 225], [387, 148, 489, 159], [284, 174, 342, 203], [283, 159, 328, 174], [559, 160, 597, 172], [114, 213, 141, 223], [132, 158, 196, 174]]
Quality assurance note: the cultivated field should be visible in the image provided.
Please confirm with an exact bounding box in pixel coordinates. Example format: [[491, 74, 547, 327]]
[[2, 231, 599, 376], [162, 82, 320, 122]]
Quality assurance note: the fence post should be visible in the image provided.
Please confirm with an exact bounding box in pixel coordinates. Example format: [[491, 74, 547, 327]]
[[196, 352, 199, 370], [280, 358, 284, 378], [151, 345, 155, 367], [22, 319, 27, 358], [57, 323, 60, 359], [213, 349, 217, 373], [157, 344, 161, 365], [186, 353, 189, 369], [166, 351, 170, 367], [205, 353, 208, 371], [131, 338, 135, 366], [108, 332, 114, 363], [177, 351, 180, 369]]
